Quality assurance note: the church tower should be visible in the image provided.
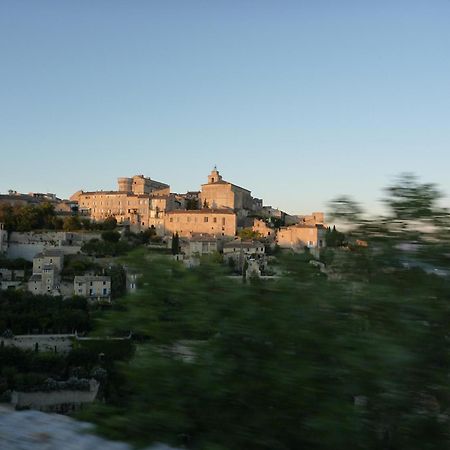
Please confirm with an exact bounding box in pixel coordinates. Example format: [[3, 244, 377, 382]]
[[207, 167, 223, 184]]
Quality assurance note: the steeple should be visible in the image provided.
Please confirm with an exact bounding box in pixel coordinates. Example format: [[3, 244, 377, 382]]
[[208, 167, 222, 184]]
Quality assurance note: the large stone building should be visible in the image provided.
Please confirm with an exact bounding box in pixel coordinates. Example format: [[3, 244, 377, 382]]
[[200, 169, 262, 214], [164, 209, 237, 237], [71, 175, 176, 233]]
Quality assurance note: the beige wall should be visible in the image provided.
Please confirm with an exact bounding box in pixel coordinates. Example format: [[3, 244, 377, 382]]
[[77, 191, 177, 232], [74, 276, 111, 300], [165, 210, 236, 237], [298, 212, 325, 225], [277, 225, 326, 249], [200, 169, 254, 211], [252, 219, 274, 238], [33, 254, 64, 273], [117, 175, 169, 195]]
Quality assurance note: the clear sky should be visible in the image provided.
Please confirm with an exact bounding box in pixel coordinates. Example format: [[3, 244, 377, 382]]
[[1, 0, 449, 215]]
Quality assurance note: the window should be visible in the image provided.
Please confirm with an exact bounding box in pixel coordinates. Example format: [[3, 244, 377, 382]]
[[170, 218, 173, 223], [213, 217, 217, 223], [204, 217, 209, 223], [222, 218, 226, 225], [103, 288, 107, 295]]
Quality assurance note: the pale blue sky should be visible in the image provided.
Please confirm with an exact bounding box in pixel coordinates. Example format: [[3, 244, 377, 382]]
[[1, 0, 449, 215]]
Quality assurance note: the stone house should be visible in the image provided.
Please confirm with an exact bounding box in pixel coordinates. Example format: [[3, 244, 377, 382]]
[[183, 235, 223, 257], [33, 249, 64, 273], [252, 218, 275, 239], [74, 276, 111, 302], [27, 249, 64, 296], [277, 224, 327, 250]]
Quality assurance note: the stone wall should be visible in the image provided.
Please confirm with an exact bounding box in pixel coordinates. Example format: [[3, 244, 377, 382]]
[[1, 334, 75, 353], [10, 379, 99, 413]]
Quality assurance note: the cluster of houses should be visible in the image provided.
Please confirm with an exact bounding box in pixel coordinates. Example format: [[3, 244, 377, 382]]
[[0, 248, 112, 302], [0, 168, 329, 289]]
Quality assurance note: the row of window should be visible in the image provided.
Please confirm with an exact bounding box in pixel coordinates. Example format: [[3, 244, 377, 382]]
[[169, 216, 226, 225]]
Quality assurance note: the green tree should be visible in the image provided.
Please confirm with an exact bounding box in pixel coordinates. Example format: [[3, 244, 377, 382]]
[[63, 215, 82, 231], [101, 230, 121, 243], [171, 233, 180, 255], [237, 228, 262, 240]]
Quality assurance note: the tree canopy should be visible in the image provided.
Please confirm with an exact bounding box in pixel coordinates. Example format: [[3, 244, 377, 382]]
[[79, 175, 450, 449]]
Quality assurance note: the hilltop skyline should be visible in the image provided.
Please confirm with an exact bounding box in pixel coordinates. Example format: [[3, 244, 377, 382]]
[[1, 1, 450, 214]]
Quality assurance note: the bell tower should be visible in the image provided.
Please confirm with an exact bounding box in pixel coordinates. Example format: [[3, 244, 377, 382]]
[[208, 166, 222, 184]]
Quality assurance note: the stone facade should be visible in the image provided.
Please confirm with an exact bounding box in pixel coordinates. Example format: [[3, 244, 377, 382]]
[[6, 231, 97, 261], [277, 224, 327, 250], [71, 175, 174, 232], [182, 235, 222, 257], [10, 379, 99, 413], [297, 212, 325, 225], [27, 249, 64, 296], [200, 169, 261, 212], [33, 249, 64, 273], [164, 209, 237, 237], [74, 275, 111, 302], [252, 219, 275, 238]]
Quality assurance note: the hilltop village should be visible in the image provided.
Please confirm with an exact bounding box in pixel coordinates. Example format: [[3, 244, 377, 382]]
[[0, 168, 329, 297], [0, 168, 336, 413]]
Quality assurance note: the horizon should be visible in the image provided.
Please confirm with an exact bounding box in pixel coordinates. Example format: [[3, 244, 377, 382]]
[[2, 1, 450, 214]]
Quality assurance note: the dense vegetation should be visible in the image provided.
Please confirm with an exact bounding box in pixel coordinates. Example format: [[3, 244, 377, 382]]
[[0, 202, 117, 232], [0, 290, 91, 334], [79, 174, 450, 450]]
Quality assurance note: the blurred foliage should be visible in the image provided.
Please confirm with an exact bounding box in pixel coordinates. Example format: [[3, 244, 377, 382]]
[[78, 175, 450, 448]]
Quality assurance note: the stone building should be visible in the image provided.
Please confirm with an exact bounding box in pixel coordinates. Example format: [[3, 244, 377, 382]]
[[74, 275, 111, 302], [182, 235, 223, 257], [27, 249, 64, 296], [33, 249, 64, 273], [164, 209, 237, 237], [223, 240, 266, 273], [0, 268, 24, 291], [252, 218, 275, 239], [277, 224, 327, 250], [200, 169, 262, 214], [28, 267, 60, 296], [297, 212, 325, 225], [71, 175, 175, 233]]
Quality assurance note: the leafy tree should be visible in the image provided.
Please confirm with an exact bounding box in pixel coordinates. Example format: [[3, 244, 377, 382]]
[[237, 228, 262, 241], [101, 230, 121, 243], [171, 233, 180, 255], [63, 215, 82, 231], [102, 216, 117, 230], [186, 198, 199, 210], [105, 265, 127, 299], [325, 225, 346, 247]]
